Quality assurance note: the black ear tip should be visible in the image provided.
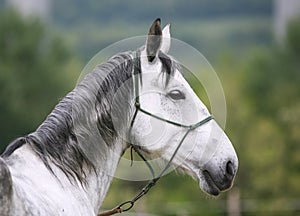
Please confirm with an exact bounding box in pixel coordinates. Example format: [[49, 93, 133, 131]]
[[155, 18, 161, 25]]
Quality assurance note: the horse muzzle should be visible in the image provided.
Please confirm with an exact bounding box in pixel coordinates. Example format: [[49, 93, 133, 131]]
[[200, 160, 238, 196]]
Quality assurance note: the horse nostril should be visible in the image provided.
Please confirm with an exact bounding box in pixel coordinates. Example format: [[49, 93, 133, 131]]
[[226, 161, 235, 176]]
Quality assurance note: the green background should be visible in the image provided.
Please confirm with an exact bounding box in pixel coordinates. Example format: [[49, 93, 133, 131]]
[[0, 0, 299, 215]]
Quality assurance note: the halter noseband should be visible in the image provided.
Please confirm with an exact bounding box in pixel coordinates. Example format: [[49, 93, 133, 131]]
[[98, 51, 213, 216]]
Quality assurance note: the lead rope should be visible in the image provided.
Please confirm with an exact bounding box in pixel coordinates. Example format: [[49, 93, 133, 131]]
[[97, 52, 213, 216]]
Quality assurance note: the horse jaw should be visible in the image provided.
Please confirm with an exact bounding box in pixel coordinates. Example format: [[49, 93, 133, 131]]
[[177, 120, 238, 197]]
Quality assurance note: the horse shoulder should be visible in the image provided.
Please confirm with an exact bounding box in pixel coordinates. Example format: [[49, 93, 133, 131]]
[[5, 144, 96, 215], [0, 157, 13, 216]]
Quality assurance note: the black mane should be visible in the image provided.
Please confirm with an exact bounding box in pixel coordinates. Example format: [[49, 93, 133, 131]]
[[1, 50, 178, 184]]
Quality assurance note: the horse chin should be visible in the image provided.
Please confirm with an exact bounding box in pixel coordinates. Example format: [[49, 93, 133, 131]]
[[199, 171, 221, 196], [176, 165, 220, 196]]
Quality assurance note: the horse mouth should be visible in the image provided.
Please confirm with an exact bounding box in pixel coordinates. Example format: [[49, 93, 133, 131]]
[[201, 170, 221, 196]]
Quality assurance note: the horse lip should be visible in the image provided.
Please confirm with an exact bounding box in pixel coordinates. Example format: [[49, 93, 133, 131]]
[[202, 170, 220, 196]]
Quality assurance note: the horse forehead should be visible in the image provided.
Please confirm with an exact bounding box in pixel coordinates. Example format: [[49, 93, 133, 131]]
[[142, 69, 191, 92], [144, 69, 186, 88], [141, 58, 162, 74], [139, 51, 190, 88]]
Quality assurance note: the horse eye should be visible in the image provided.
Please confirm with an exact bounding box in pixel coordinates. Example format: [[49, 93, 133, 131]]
[[167, 90, 186, 100]]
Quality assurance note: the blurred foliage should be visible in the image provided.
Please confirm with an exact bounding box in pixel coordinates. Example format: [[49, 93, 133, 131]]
[[241, 16, 300, 201], [53, 17, 272, 63], [0, 9, 81, 152], [51, 0, 272, 26], [220, 17, 300, 215], [47, 0, 272, 62]]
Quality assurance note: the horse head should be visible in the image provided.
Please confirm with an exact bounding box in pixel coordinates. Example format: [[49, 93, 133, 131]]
[[127, 18, 238, 196]]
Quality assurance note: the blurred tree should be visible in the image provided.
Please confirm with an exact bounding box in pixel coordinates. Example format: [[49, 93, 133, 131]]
[[51, 0, 272, 26], [236, 17, 300, 214], [211, 17, 300, 215], [0, 9, 76, 152], [286, 16, 300, 56]]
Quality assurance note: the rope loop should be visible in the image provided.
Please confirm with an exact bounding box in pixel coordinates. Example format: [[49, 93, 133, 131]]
[[118, 200, 134, 212]]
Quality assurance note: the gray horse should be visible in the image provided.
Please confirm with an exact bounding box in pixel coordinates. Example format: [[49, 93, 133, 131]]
[[0, 19, 238, 215]]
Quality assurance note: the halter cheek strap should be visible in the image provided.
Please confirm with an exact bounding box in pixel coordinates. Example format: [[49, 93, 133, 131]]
[[98, 51, 213, 216]]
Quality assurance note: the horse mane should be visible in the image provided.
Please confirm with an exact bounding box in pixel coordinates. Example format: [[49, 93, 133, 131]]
[[1, 49, 178, 184]]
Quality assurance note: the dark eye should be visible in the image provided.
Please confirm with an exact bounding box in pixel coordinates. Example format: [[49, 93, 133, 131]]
[[167, 90, 186, 100]]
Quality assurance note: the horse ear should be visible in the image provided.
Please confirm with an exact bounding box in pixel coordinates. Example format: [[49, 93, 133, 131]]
[[161, 23, 171, 54], [146, 18, 162, 62]]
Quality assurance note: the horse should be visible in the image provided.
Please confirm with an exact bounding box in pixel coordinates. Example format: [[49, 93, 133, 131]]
[[0, 18, 238, 216]]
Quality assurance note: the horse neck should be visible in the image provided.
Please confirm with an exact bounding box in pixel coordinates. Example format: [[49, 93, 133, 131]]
[[71, 72, 133, 210], [84, 137, 125, 211], [29, 55, 133, 211]]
